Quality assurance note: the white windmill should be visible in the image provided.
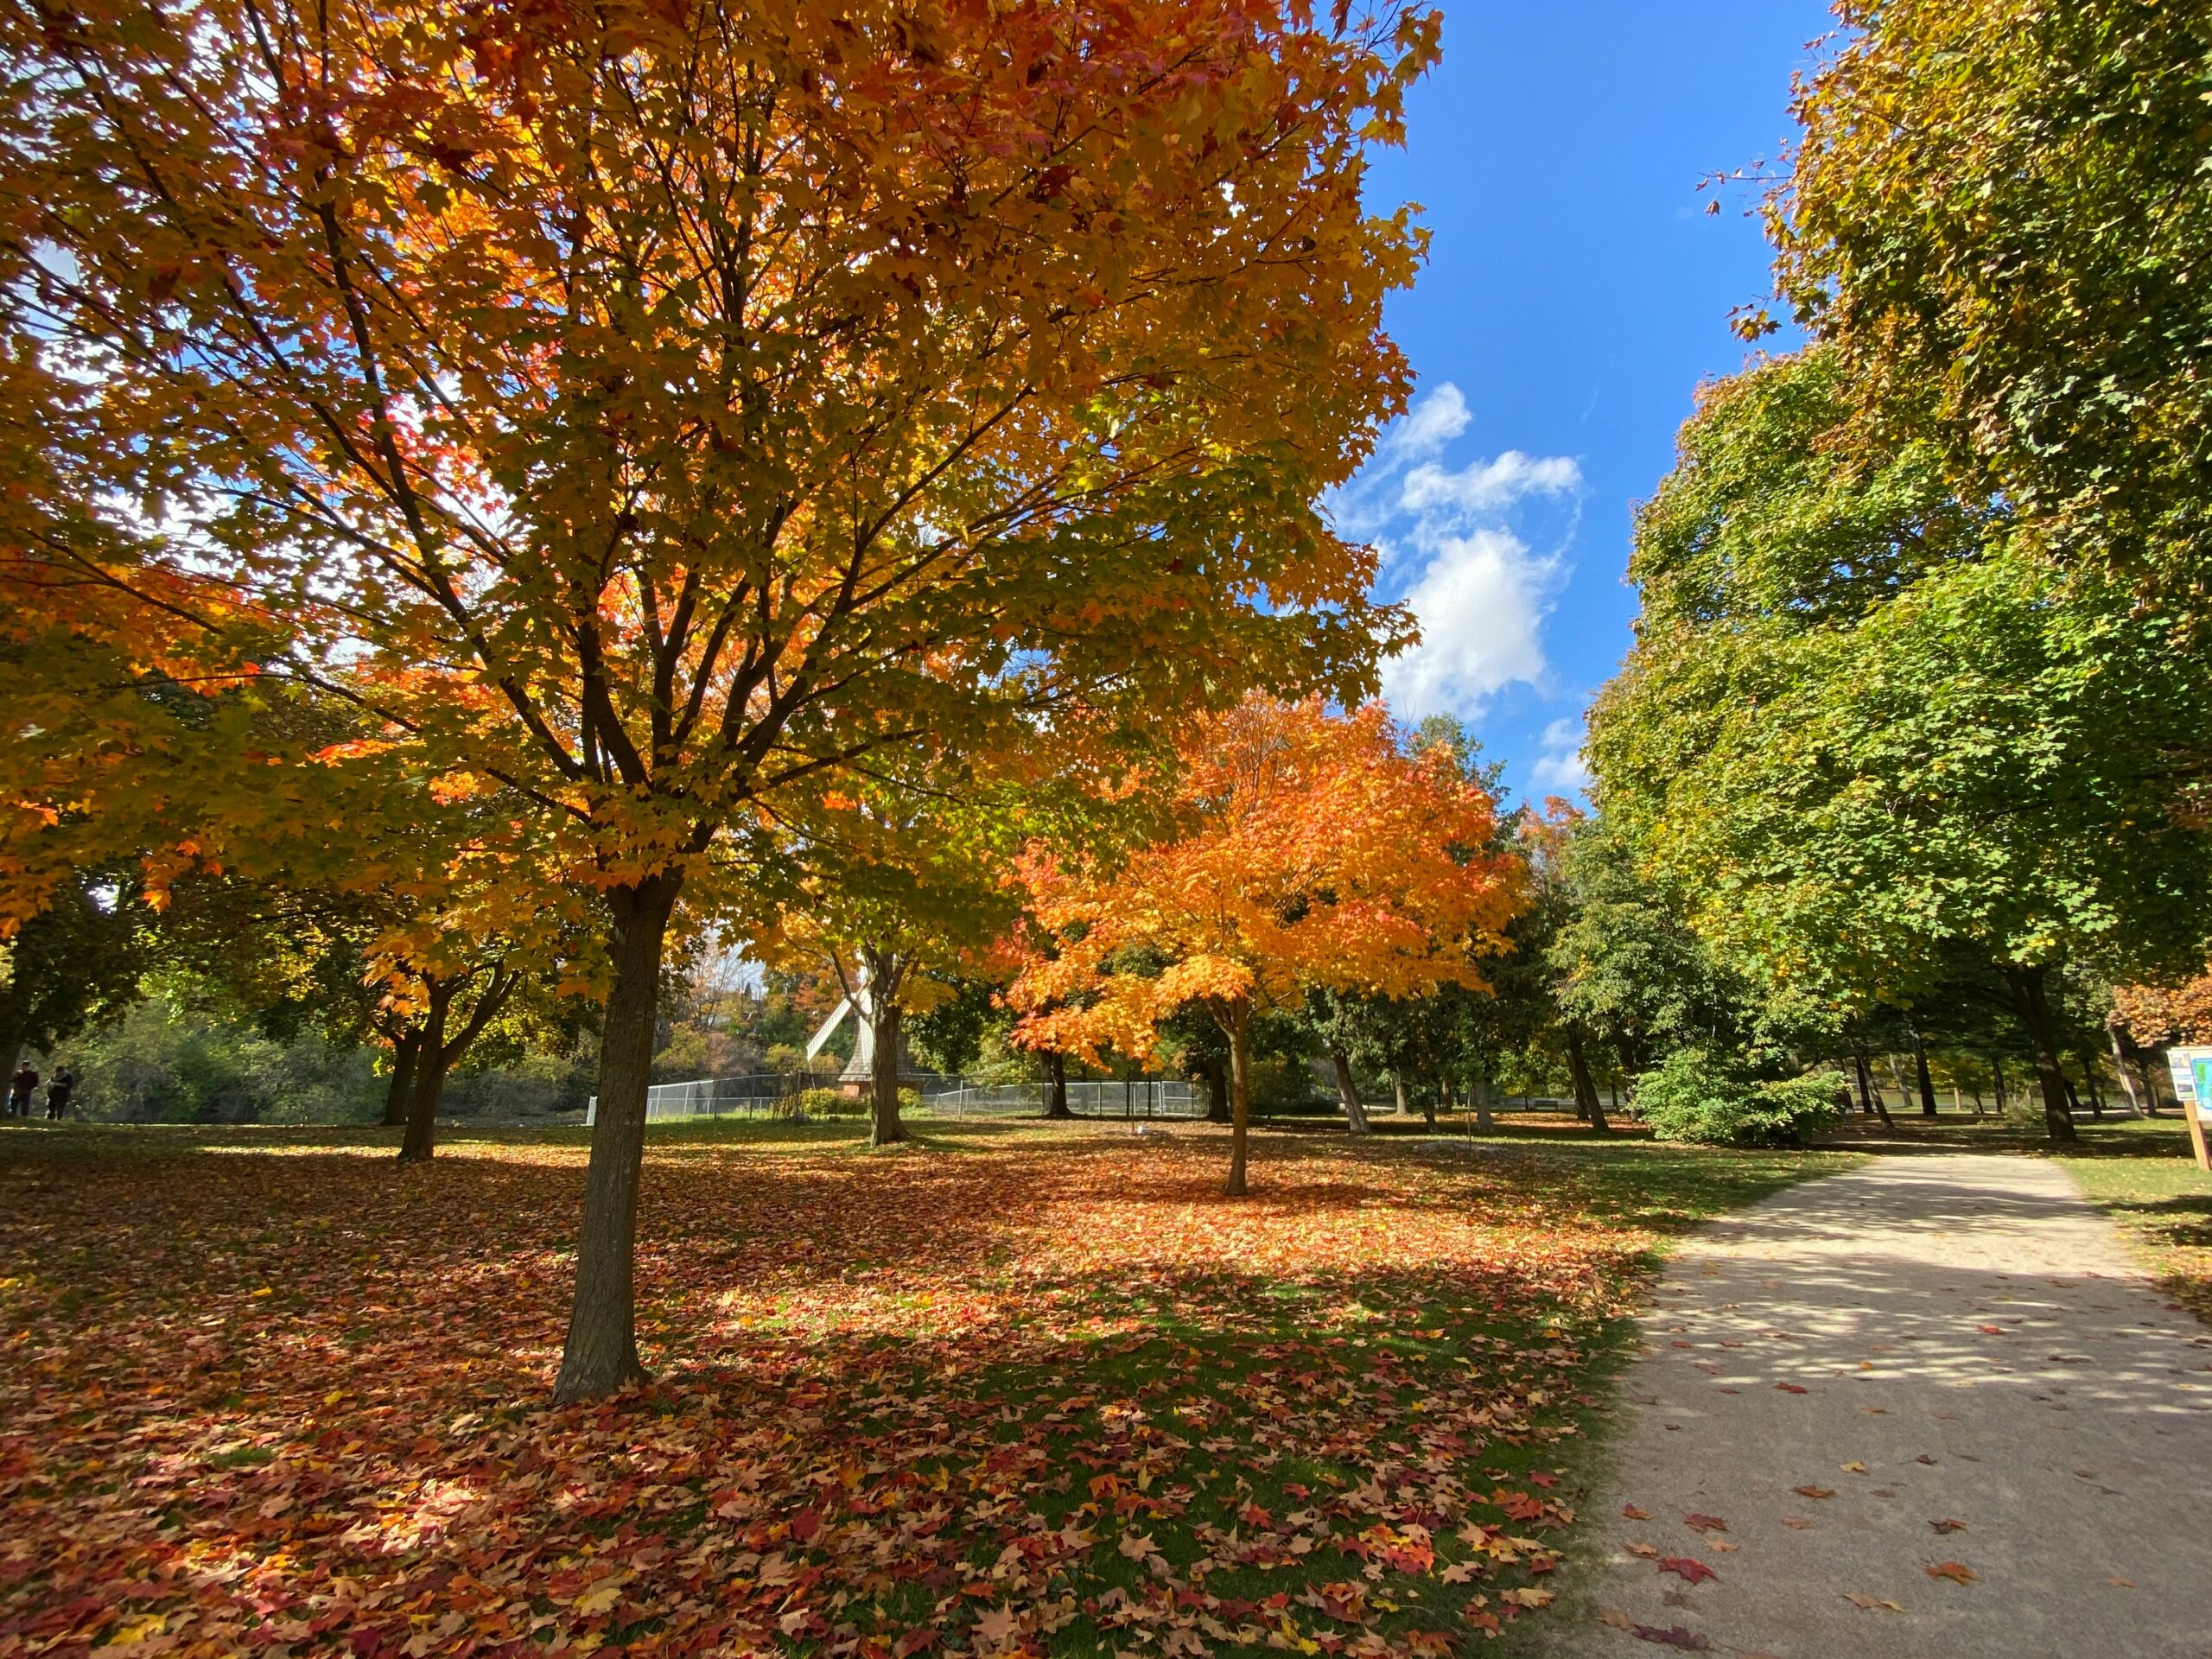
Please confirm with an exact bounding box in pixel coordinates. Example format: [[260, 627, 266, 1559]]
[[802, 956, 922, 1096]]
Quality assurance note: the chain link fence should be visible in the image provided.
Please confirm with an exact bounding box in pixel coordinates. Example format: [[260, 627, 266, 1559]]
[[588, 1073, 1205, 1127]]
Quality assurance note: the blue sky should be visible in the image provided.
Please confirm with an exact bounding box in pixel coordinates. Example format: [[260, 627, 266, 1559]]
[[1347, 1, 1834, 799]]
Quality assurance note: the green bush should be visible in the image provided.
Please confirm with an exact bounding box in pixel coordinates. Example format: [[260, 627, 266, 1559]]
[[797, 1085, 922, 1119], [1633, 1051, 1847, 1147]]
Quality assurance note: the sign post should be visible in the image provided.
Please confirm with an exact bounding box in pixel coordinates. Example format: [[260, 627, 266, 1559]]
[[2162, 1047, 2212, 1172]]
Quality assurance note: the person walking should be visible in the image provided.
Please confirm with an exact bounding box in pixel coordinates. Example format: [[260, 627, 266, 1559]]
[[43, 1065, 74, 1121], [7, 1060, 36, 1119]]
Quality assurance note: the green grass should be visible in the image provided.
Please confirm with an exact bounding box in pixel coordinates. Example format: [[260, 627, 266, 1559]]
[[2052, 1116, 2212, 1325]]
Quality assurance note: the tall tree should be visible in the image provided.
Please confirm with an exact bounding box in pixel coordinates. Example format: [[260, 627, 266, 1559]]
[[1590, 349, 2212, 1142], [5, 0, 1437, 1396], [1007, 696, 1521, 1194], [1777, 0, 2212, 610]]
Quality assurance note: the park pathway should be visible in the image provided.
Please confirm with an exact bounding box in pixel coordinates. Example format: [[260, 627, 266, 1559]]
[[1561, 1152, 2212, 1659]]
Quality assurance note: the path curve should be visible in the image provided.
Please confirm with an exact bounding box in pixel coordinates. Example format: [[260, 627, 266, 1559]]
[[1563, 1152, 2212, 1659]]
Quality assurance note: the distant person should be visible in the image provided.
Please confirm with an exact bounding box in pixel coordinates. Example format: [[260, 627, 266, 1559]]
[[44, 1065, 74, 1121], [7, 1061, 35, 1118]]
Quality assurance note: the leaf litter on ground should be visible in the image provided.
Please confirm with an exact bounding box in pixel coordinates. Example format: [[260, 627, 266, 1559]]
[[0, 1120, 1836, 1657]]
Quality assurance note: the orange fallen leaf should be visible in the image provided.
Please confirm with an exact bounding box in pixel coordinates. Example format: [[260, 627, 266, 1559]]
[[1929, 1518, 1967, 1535], [1622, 1504, 1650, 1521], [1840, 1462, 1868, 1474], [1924, 1561, 1978, 1585], [1792, 1485, 1834, 1500]]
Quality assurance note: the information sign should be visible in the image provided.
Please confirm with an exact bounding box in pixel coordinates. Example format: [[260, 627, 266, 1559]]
[[2165, 1046, 2212, 1170]]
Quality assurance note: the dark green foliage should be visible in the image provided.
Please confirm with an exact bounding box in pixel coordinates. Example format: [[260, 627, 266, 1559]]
[[1634, 1052, 1848, 1148]]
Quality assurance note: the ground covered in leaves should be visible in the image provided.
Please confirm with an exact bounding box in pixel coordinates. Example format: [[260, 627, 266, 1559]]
[[0, 1118, 1848, 1657]]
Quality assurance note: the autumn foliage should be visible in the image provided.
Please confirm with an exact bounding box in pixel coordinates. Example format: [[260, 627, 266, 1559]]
[[1009, 697, 1522, 1192]]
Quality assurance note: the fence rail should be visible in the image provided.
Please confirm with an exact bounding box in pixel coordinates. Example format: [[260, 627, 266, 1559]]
[[587, 1072, 1205, 1127]]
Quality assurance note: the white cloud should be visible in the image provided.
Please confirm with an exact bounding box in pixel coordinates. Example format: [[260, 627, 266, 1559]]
[[1400, 451, 1580, 520], [1343, 380, 1583, 725], [1378, 529, 1554, 720], [1529, 717, 1592, 795]]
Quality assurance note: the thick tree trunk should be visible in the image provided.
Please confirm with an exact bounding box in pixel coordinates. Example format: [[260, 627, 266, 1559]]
[[1330, 1049, 1370, 1135], [1203, 1055, 1230, 1124], [2004, 964, 2080, 1144], [1045, 1052, 1072, 1120], [554, 875, 679, 1404], [1392, 1074, 1408, 1117], [2077, 1052, 2105, 1121], [1470, 1064, 1496, 1133], [870, 990, 907, 1147], [1222, 1001, 1252, 1197], [1564, 1022, 1606, 1130], [398, 987, 452, 1163], [1421, 1078, 1437, 1128], [381, 1026, 422, 1128], [1911, 1028, 1939, 1117]]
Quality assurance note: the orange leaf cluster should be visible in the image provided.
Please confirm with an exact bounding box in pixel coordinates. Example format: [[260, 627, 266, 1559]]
[[1008, 696, 1524, 1064]]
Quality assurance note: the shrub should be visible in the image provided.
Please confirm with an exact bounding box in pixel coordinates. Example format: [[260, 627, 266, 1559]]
[[1633, 1051, 1847, 1147], [796, 1085, 923, 1120]]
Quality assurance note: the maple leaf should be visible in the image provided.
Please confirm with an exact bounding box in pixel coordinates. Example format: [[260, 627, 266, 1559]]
[[1924, 1561, 1979, 1584], [1791, 1485, 1835, 1500], [1118, 1532, 1160, 1562], [1774, 1382, 1808, 1395], [1631, 1626, 1711, 1651], [1681, 1514, 1726, 1534], [1622, 1504, 1650, 1521], [1656, 1557, 1718, 1585]]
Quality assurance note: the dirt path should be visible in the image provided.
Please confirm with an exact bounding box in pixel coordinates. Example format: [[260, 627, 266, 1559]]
[[1562, 1152, 2212, 1658]]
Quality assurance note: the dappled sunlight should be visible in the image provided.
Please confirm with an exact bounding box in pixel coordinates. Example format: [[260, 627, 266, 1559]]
[[0, 1119, 1832, 1656]]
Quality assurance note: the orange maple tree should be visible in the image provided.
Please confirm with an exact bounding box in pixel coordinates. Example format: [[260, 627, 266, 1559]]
[[3, 0, 1440, 1395], [1007, 696, 1523, 1194]]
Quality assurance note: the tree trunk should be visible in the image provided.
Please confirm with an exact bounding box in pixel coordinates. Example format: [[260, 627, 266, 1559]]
[[1203, 1054, 1230, 1123], [1564, 1023, 1608, 1130], [1470, 1064, 1496, 1133], [398, 985, 453, 1164], [2077, 1051, 2105, 1121], [1392, 1074, 1408, 1117], [381, 1026, 422, 1128], [1221, 1000, 1252, 1197], [869, 987, 906, 1147], [1330, 1049, 1370, 1135], [1851, 1043, 1894, 1128], [2107, 1013, 2151, 1117], [1045, 1051, 1072, 1120], [1421, 1077, 1438, 1128], [2003, 963, 2080, 1144], [553, 875, 680, 1404], [1993, 1055, 2007, 1116], [1911, 1027, 1939, 1117]]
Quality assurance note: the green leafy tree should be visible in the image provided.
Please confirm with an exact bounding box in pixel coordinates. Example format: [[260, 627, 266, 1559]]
[[1778, 0, 2212, 611], [1591, 350, 2212, 1141]]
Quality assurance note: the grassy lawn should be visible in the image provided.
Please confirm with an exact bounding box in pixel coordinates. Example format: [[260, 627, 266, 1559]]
[[0, 1115, 1854, 1657], [2049, 1116, 2212, 1325]]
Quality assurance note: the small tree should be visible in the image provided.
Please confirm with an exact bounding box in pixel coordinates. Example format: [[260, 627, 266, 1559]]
[[1007, 696, 1521, 1194]]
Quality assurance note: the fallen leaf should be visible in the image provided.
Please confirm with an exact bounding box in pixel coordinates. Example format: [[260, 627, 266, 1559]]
[[1118, 1532, 1158, 1562], [1598, 1609, 1637, 1630], [1681, 1514, 1726, 1534], [1709, 1541, 1738, 1554], [1792, 1485, 1834, 1500], [1843, 1593, 1904, 1612], [1622, 1504, 1650, 1521], [1840, 1462, 1867, 1474], [1929, 1519, 1967, 1535], [1630, 1626, 1710, 1650], [1924, 1561, 1978, 1584], [1774, 1382, 1808, 1395], [1780, 1517, 1814, 1530], [2107, 1577, 2135, 1589], [1656, 1557, 1718, 1585], [1626, 1542, 1658, 1558]]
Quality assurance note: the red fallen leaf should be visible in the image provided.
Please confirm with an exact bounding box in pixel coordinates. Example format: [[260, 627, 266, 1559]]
[[789, 1508, 822, 1543], [1632, 1625, 1711, 1650], [1774, 1382, 1808, 1395], [1681, 1514, 1726, 1534], [1929, 1518, 1967, 1534], [1656, 1556, 1718, 1585], [1925, 1560, 1979, 1584], [1529, 1472, 1557, 1488], [1979, 1324, 2004, 1334], [1792, 1485, 1834, 1499], [1622, 1504, 1650, 1520]]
